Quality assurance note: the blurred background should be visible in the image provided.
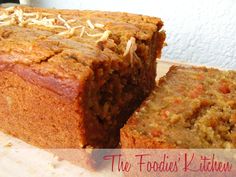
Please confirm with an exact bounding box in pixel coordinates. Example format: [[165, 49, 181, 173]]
[[1, 0, 236, 69]]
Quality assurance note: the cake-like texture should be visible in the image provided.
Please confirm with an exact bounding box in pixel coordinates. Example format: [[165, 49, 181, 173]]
[[121, 66, 236, 148], [0, 6, 165, 148]]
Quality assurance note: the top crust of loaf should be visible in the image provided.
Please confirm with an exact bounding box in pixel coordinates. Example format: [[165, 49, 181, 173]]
[[0, 6, 163, 79]]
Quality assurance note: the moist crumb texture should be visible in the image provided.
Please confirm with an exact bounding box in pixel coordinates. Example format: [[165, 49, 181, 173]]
[[0, 6, 165, 148], [121, 66, 236, 148]]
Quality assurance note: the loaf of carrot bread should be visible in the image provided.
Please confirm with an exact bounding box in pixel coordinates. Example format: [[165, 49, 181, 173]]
[[121, 66, 236, 148], [0, 6, 165, 148]]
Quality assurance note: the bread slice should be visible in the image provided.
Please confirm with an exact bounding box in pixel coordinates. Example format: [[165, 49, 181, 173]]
[[0, 6, 165, 148], [121, 66, 236, 148]]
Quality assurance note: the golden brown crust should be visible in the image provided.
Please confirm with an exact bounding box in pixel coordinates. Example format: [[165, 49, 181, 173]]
[[0, 63, 81, 99], [0, 6, 162, 64], [0, 70, 87, 148]]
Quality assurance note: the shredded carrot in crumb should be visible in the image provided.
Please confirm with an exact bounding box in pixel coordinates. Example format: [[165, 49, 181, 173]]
[[189, 84, 204, 98], [151, 129, 162, 137], [219, 83, 230, 94], [160, 110, 170, 119], [210, 117, 218, 129], [129, 118, 138, 125]]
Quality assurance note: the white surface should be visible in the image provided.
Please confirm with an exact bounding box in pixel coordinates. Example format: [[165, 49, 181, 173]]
[[0, 131, 121, 177], [25, 0, 236, 69]]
